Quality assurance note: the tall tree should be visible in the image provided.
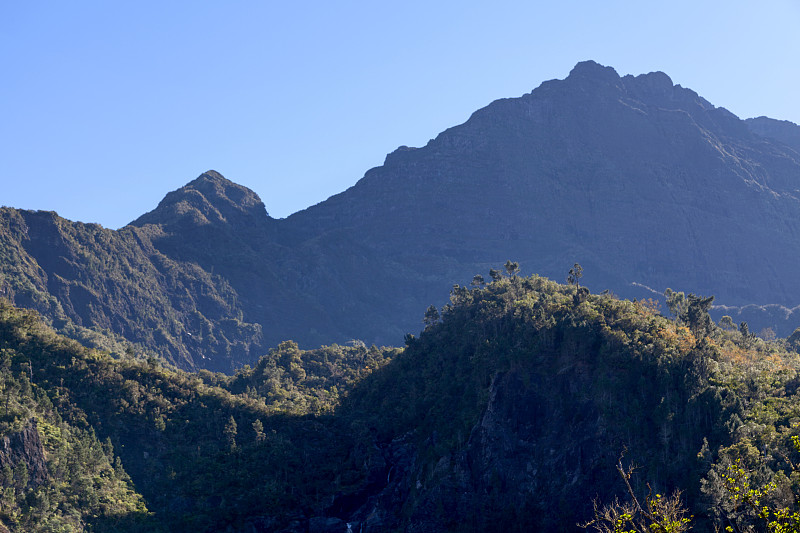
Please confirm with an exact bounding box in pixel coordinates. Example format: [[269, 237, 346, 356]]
[[664, 288, 687, 321], [683, 294, 714, 338], [567, 263, 584, 287], [471, 274, 485, 289], [423, 305, 440, 329], [504, 260, 520, 278]]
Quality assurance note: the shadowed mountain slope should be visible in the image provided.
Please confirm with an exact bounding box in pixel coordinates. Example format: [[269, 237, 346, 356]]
[[745, 116, 800, 153], [0, 202, 265, 371], [281, 60, 800, 339]]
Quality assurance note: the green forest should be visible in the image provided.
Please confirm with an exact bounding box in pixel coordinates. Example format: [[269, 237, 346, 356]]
[[3, 269, 800, 531]]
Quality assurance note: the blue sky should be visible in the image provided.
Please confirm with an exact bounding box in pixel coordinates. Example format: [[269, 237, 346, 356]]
[[2, 1, 799, 228]]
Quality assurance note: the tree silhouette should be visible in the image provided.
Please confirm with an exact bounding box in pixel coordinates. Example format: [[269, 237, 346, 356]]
[[567, 263, 583, 287], [719, 315, 736, 330], [664, 288, 687, 321], [683, 294, 714, 338], [504, 260, 520, 278], [423, 305, 440, 329]]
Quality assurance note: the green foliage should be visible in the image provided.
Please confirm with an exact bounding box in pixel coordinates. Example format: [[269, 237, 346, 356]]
[[226, 340, 397, 415], [683, 294, 714, 338], [0, 299, 401, 531], [423, 305, 441, 330], [584, 484, 691, 533], [342, 271, 732, 530], [717, 457, 800, 533], [504, 260, 520, 277], [720, 316, 736, 331], [0, 306, 154, 532], [665, 289, 687, 321], [568, 262, 584, 287], [9, 255, 800, 532]]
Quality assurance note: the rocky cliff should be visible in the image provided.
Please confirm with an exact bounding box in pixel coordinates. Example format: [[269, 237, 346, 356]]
[[0, 419, 48, 489]]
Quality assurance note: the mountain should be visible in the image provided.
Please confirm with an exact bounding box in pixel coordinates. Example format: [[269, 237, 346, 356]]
[[281, 60, 800, 339], [0, 202, 265, 371], [0, 298, 400, 532], [3, 61, 800, 371]]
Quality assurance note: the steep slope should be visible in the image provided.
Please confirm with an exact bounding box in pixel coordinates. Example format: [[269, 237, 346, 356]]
[[333, 277, 727, 532], [315, 277, 800, 532], [0, 197, 265, 372], [128, 171, 351, 350], [284, 60, 800, 338], [0, 299, 398, 532], [0, 302, 155, 531]]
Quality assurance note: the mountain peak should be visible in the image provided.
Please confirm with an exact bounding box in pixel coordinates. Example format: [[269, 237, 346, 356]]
[[129, 171, 270, 228], [193, 169, 228, 184], [629, 70, 674, 92], [566, 60, 621, 83]]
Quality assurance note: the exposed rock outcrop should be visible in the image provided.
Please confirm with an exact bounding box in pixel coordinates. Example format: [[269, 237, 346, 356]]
[[0, 418, 48, 489]]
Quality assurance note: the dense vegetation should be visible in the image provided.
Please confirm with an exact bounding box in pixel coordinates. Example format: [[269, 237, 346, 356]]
[[340, 272, 800, 531], [0, 302, 153, 531], [4, 267, 800, 531], [0, 299, 396, 531]]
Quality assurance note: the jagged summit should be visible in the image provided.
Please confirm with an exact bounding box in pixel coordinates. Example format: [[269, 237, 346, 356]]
[[565, 60, 675, 93], [129, 170, 270, 229], [287, 60, 800, 323], [566, 59, 621, 83]]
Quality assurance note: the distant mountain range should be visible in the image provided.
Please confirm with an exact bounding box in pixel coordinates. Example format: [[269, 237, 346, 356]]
[[3, 60, 800, 371]]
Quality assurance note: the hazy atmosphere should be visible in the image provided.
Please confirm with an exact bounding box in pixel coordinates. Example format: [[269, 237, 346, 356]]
[[2, 1, 799, 228]]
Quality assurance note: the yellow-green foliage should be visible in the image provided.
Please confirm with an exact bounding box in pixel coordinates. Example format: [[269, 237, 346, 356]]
[[7, 267, 800, 532], [227, 340, 398, 415], [0, 307, 153, 532], [0, 299, 399, 531]]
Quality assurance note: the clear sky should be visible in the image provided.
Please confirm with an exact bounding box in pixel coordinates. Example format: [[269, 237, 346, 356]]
[[2, 1, 799, 228]]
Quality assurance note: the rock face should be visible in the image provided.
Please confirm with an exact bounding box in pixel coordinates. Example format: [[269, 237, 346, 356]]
[[0, 419, 48, 489], [282, 60, 800, 339], [4, 61, 800, 371]]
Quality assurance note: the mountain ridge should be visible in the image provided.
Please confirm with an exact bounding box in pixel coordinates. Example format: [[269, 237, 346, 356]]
[[3, 61, 800, 370]]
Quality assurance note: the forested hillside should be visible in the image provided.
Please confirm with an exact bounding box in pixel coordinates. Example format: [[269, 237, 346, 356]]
[[4, 271, 800, 531], [0, 298, 397, 532]]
